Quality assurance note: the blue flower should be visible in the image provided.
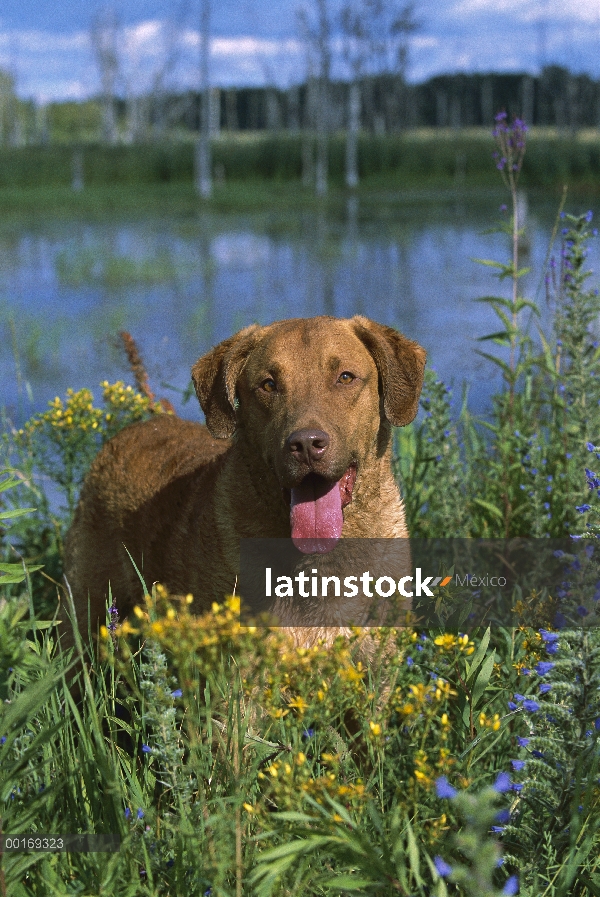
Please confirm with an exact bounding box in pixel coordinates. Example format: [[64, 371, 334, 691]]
[[503, 874, 519, 895], [577, 605, 589, 617], [406, 656, 414, 666], [508, 701, 518, 711], [539, 629, 559, 643], [535, 661, 555, 675], [595, 718, 600, 731], [137, 808, 144, 819], [523, 700, 540, 712], [517, 736, 530, 747], [514, 693, 525, 702], [125, 808, 131, 819], [496, 808, 511, 823], [539, 683, 552, 694], [491, 826, 505, 833], [512, 783, 523, 792], [142, 744, 152, 753], [434, 856, 453, 878], [546, 641, 559, 655], [0, 736, 6, 746], [576, 504, 591, 514], [435, 776, 457, 799], [171, 689, 183, 698], [302, 728, 315, 739], [494, 772, 512, 793], [511, 759, 525, 771], [587, 442, 596, 451]]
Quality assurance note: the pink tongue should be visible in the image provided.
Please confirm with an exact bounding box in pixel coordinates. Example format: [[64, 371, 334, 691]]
[[290, 476, 343, 554]]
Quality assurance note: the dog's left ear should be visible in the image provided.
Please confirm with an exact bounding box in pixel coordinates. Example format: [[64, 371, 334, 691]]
[[191, 324, 262, 438], [351, 316, 427, 426]]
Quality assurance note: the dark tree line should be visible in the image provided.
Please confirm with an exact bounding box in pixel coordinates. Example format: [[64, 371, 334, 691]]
[[128, 66, 600, 135]]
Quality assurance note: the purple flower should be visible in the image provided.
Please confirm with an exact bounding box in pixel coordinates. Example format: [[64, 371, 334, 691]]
[[511, 759, 525, 771], [137, 808, 144, 819], [535, 662, 555, 675], [503, 874, 519, 895], [546, 641, 559, 655], [523, 700, 540, 712], [171, 689, 183, 698], [142, 744, 152, 753], [517, 736, 530, 747], [125, 808, 131, 819], [514, 693, 525, 702], [508, 701, 518, 711], [512, 783, 523, 792], [406, 656, 414, 666], [491, 825, 505, 833], [434, 856, 453, 878], [539, 683, 552, 694], [494, 772, 512, 793], [539, 630, 559, 643], [435, 776, 457, 799]]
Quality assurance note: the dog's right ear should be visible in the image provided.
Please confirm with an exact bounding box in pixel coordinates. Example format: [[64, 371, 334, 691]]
[[192, 325, 262, 438]]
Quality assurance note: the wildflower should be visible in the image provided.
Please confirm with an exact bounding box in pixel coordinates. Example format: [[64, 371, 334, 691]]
[[435, 776, 457, 799], [494, 772, 512, 793], [539, 629, 559, 644], [302, 728, 315, 739], [496, 808, 511, 823], [137, 808, 144, 819], [517, 736, 530, 747], [523, 700, 540, 712], [539, 683, 552, 694], [434, 856, 453, 878], [511, 759, 525, 771], [512, 782, 523, 792], [125, 808, 131, 819], [503, 874, 519, 895], [171, 689, 182, 698], [243, 803, 254, 813], [369, 721, 382, 736], [142, 744, 152, 753], [535, 661, 555, 675], [406, 656, 414, 666], [508, 701, 518, 711], [491, 825, 505, 834]]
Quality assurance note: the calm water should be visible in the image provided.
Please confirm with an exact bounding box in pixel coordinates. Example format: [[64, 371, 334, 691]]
[[1, 191, 598, 429]]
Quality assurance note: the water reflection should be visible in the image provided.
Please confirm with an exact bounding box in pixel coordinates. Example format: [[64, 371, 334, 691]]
[[0, 193, 597, 428]]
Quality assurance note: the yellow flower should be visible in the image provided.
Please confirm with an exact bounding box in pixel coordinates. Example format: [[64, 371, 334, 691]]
[[369, 721, 381, 736], [243, 803, 254, 814], [296, 752, 306, 765], [99, 625, 109, 639]]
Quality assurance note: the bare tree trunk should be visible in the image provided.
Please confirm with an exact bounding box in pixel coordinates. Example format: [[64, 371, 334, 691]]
[[345, 81, 360, 188], [91, 8, 119, 145], [195, 0, 212, 197]]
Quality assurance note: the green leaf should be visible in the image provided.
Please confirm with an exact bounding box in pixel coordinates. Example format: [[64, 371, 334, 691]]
[[321, 875, 378, 890], [465, 625, 491, 683], [474, 351, 513, 377], [471, 650, 497, 711], [476, 331, 511, 344], [472, 498, 504, 521], [0, 507, 37, 520]]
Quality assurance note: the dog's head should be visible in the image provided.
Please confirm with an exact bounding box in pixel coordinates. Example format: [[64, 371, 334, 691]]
[[192, 316, 426, 551]]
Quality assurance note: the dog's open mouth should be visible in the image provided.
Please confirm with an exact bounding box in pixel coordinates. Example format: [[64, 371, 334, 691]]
[[283, 464, 357, 555]]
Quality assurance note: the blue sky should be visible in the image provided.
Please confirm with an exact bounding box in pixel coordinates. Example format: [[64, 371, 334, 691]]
[[1, 0, 600, 102]]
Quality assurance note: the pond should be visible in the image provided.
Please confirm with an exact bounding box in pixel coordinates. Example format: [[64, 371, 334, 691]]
[[0, 189, 598, 430]]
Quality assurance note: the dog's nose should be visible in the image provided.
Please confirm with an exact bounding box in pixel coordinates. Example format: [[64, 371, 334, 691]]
[[286, 429, 330, 465]]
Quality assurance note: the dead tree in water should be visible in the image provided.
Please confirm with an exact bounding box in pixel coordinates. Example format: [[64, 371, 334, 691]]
[[119, 331, 176, 414]]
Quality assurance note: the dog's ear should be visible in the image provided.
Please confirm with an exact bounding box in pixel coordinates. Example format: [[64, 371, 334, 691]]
[[191, 325, 262, 438], [351, 316, 426, 426]]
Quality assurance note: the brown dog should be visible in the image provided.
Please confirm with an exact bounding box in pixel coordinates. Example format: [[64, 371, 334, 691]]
[[62, 315, 426, 648]]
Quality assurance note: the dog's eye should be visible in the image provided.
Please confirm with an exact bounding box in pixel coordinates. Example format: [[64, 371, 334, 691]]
[[338, 371, 355, 384], [261, 378, 277, 393]]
